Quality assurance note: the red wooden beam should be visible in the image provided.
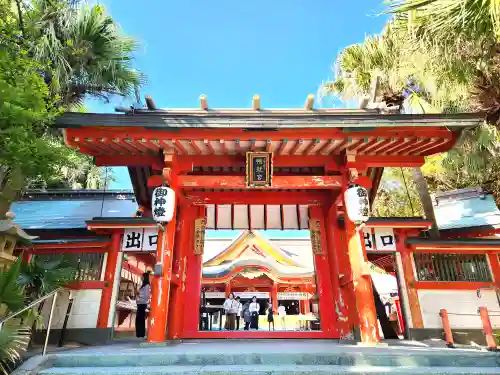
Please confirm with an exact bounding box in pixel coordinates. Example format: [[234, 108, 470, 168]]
[[22, 242, 110, 251], [347, 155, 425, 168], [179, 175, 342, 189], [25, 247, 109, 254], [68, 281, 107, 290], [175, 155, 340, 171], [184, 191, 329, 205], [95, 155, 163, 167]]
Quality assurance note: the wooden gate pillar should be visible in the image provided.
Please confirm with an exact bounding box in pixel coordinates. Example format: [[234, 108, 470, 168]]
[[343, 209, 380, 344], [167, 204, 197, 340], [148, 150, 179, 343], [97, 231, 121, 328], [324, 202, 350, 337], [309, 206, 338, 336]]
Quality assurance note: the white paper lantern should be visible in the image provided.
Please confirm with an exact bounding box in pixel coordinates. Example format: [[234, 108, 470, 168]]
[[152, 186, 175, 223], [344, 184, 370, 225]]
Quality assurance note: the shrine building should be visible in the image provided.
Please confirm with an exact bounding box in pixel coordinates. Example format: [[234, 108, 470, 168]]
[[12, 96, 500, 346]]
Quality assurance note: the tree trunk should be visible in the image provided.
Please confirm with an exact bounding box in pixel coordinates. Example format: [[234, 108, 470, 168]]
[[0, 166, 25, 219], [411, 167, 439, 239]]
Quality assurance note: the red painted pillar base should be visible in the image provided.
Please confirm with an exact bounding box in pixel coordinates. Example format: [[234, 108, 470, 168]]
[[168, 205, 196, 340], [272, 283, 278, 313], [148, 209, 177, 343], [344, 217, 380, 345], [97, 231, 121, 329], [479, 306, 497, 350]]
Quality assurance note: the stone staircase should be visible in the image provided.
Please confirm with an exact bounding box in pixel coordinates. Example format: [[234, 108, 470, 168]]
[[16, 341, 500, 375]]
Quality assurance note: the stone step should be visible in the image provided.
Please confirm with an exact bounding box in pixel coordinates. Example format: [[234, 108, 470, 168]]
[[50, 351, 500, 368], [39, 365, 500, 375]]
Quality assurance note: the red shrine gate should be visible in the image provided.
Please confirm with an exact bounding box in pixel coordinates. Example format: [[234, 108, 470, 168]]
[[59, 98, 481, 344]]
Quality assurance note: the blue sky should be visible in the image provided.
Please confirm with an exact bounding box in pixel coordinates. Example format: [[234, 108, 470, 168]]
[[90, 0, 389, 189]]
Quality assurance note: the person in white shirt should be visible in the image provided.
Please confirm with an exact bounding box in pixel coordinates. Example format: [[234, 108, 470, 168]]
[[223, 292, 238, 330], [249, 296, 260, 330], [235, 296, 242, 330], [278, 304, 287, 330], [135, 273, 150, 338]]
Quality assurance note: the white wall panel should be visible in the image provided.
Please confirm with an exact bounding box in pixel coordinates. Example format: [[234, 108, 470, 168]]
[[41, 289, 102, 330], [283, 205, 299, 229], [206, 205, 216, 229], [299, 205, 310, 229], [217, 204, 232, 229], [250, 205, 265, 229], [266, 205, 281, 229], [233, 205, 249, 229], [418, 289, 500, 329]]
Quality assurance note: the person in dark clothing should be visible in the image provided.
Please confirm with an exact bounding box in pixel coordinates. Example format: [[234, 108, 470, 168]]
[[135, 273, 150, 338], [267, 304, 275, 331], [242, 301, 251, 330]]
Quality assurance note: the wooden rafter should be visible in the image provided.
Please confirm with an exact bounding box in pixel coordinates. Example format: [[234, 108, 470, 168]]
[[188, 140, 202, 155], [204, 139, 215, 155], [303, 139, 320, 155], [289, 139, 304, 155], [278, 140, 288, 155]]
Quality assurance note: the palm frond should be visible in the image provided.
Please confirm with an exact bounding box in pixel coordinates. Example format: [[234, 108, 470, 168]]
[[387, 0, 500, 41], [0, 325, 30, 375], [0, 258, 25, 314]]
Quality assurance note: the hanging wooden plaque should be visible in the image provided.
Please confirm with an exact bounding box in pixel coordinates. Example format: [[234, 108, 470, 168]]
[[246, 152, 273, 187], [309, 219, 323, 255], [194, 218, 206, 255]]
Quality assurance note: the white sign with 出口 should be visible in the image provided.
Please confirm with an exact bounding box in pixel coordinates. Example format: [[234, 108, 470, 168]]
[[121, 228, 159, 252], [363, 228, 396, 252]]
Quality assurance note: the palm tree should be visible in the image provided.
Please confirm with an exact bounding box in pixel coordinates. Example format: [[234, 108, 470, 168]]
[[388, 0, 500, 126], [28, 1, 144, 106], [0, 259, 30, 375], [320, 23, 443, 237]]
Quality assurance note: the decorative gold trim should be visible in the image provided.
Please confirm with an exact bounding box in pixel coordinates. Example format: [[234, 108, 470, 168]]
[[309, 219, 323, 255], [194, 218, 206, 255], [245, 152, 273, 188]]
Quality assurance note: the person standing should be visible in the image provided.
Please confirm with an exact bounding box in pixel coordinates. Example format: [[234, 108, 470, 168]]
[[249, 296, 260, 330], [235, 296, 242, 330], [242, 301, 251, 330], [278, 304, 287, 330], [223, 292, 237, 330], [135, 273, 150, 338], [267, 303, 275, 331]]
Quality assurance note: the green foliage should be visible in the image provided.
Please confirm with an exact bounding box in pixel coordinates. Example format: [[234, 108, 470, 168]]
[[29, 0, 144, 106], [0, 325, 30, 375], [372, 168, 424, 217], [0, 11, 66, 183], [18, 256, 76, 302], [0, 258, 24, 315], [0, 258, 30, 375]]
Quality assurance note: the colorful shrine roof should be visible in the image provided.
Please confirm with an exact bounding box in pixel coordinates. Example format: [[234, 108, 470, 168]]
[[433, 188, 500, 234], [202, 230, 315, 281], [11, 190, 138, 230]]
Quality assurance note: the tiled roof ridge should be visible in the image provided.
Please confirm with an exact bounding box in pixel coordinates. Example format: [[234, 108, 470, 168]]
[[433, 187, 485, 205]]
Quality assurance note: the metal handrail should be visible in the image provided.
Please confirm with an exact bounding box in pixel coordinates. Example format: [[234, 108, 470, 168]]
[[0, 287, 65, 356]]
